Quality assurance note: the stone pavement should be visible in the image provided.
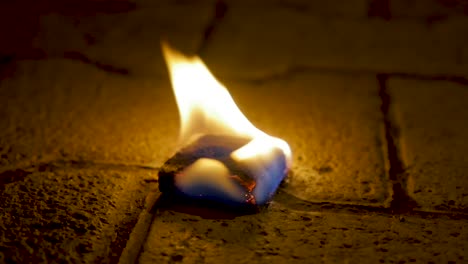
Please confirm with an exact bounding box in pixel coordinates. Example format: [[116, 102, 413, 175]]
[[140, 196, 468, 264], [1, 0, 467, 263]]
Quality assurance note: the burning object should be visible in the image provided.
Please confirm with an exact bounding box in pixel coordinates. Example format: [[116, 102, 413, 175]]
[[158, 43, 292, 208]]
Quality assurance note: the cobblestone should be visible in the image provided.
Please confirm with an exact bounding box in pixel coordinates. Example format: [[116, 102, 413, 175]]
[[389, 78, 468, 213], [0, 162, 156, 263], [1, 1, 214, 77], [202, 7, 468, 79], [139, 201, 468, 264], [0, 60, 178, 167]]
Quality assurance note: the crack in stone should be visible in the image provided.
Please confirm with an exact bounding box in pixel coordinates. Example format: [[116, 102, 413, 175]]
[[275, 189, 468, 220], [118, 191, 160, 264], [234, 65, 468, 86], [42, 159, 158, 170], [389, 72, 468, 86], [0, 159, 157, 178], [232, 66, 312, 85], [197, 0, 228, 54], [377, 74, 418, 213], [144, 185, 468, 223], [63, 51, 130, 75]]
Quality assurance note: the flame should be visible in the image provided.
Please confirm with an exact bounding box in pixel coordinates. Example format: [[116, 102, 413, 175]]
[[161, 42, 292, 167]]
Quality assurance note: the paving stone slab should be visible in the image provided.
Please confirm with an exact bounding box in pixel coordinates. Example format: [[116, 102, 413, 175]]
[[0, 59, 179, 167], [389, 78, 468, 213], [202, 6, 468, 79], [139, 201, 468, 263], [36, 5, 213, 77], [0, 163, 157, 263], [223, 72, 389, 205], [1, 1, 214, 77]]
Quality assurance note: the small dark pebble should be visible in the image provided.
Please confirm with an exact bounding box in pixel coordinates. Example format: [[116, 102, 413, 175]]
[[72, 211, 89, 221], [171, 254, 184, 262], [73, 225, 88, 235], [46, 221, 63, 230], [76, 242, 93, 253], [317, 166, 333, 174], [44, 234, 60, 243]]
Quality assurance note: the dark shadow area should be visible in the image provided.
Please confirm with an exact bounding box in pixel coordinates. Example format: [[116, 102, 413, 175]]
[[0, 169, 32, 191], [377, 74, 419, 213], [151, 192, 262, 220], [198, 0, 228, 54]]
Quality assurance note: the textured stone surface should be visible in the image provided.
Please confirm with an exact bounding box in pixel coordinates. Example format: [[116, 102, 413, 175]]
[[1, 1, 214, 77], [139, 201, 468, 264], [1, 0, 468, 262], [0, 59, 178, 167], [0, 162, 157, 263], [38, 6, 213, 77], [389, 78, 468, 213], [202, 7, 468, 78], [223, 72, 389, 205]]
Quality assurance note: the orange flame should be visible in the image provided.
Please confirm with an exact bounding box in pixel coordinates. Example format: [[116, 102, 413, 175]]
[[161, 42, 292, 168]]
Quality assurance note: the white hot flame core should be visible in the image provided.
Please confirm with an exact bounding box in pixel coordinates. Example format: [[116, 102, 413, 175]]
[[161, 42, 292, 168]]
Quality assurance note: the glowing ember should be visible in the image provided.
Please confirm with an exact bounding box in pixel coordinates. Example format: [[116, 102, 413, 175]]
[[159, 42, 292, 207]]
